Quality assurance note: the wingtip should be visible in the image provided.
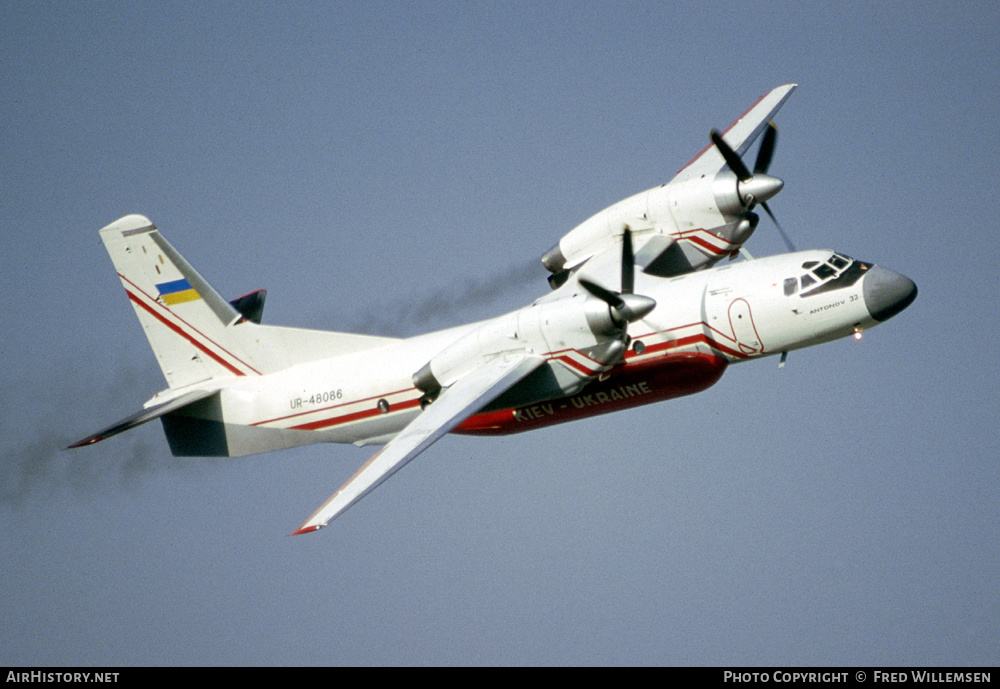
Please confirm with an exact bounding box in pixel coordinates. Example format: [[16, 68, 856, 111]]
[[66, 436, 102, 450], [291, 524, 324, 536]]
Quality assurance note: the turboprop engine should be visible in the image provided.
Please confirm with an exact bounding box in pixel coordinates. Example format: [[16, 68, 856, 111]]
[[414, 230, 655, 409], [541, 85, 799, 287]]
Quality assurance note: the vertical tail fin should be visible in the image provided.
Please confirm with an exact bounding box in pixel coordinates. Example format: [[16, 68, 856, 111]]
[[100, 215, 262, 387]]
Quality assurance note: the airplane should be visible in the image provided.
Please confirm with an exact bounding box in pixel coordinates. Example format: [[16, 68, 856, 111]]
[[68, 85, 917, 535]]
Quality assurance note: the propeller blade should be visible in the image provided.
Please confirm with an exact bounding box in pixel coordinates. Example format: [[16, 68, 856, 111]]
[[621, 227, 634, 295], [580, 278, 656, 326], [579, 279, 625, 310], [754, 122, 778, 175], [761, 202, 796, 252], [714, 122, 793, 251], [710, 129, 751, 181]]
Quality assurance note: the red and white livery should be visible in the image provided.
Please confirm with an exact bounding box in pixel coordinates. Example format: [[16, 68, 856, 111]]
[[70, 86, 916, 535]]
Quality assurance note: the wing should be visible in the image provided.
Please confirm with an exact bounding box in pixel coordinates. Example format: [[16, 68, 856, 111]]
[[292, 353, 546, 534], [670, 83, 797, 184]]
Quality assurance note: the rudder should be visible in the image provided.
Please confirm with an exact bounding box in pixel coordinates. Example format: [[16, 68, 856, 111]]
[[100, 215, 261, 387]]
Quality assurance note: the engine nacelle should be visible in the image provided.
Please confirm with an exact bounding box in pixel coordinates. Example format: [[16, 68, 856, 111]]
[[412, 294, 641, 406]]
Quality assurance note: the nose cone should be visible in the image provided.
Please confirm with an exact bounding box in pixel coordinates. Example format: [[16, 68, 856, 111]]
[[863, 266, 917, 322]]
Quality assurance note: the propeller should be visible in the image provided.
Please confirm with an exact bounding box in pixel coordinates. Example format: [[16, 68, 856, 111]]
[[710, 122, 796, 251], [579, 228, 656, 331]]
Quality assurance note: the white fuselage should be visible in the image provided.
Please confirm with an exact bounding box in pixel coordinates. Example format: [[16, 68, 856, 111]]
[[191, 250, 897, 457]]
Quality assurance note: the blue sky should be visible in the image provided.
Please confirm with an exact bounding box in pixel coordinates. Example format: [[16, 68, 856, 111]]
[[2, 2, 997, 666]]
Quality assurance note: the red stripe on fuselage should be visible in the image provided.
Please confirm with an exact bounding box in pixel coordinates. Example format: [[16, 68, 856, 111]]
[[288, 397, 422, 432], [549, 349, 607, 376], [249, 324, 744, 435], [253, 388, 419, 428], [634, 332, 747, 361]]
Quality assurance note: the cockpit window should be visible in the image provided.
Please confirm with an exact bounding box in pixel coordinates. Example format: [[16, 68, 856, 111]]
[[793, 252, 871, 298], [783, 277, 798, 296], [813, 263, 836, 279]]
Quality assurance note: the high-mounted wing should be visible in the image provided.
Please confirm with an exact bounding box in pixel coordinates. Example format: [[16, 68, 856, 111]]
[[671, 83, 797, 184], [540, 84, 798, 284], [292, 353, 545, 534]]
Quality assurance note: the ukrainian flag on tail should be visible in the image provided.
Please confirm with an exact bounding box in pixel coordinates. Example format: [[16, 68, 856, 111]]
[[157, 278, 201, 305]]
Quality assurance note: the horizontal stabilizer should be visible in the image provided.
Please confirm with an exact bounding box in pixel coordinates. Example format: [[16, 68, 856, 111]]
[[66, 388, 218, 449]]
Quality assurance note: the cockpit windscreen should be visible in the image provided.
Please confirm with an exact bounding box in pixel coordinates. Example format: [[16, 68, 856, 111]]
[[783, 253, 871, 297]]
